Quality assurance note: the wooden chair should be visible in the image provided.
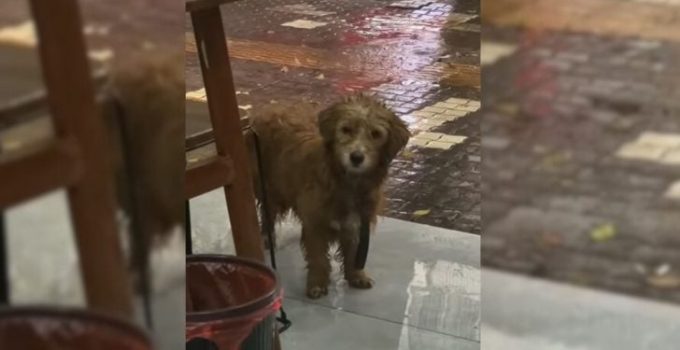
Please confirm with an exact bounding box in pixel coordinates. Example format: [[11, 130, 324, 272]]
[[185, 1, 282, 348], [185, 0, 265, 262], [0, 0, 133, 319]]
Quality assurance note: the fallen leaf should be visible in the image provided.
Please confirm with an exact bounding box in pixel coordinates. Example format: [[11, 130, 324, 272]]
[[570, 274, 590, 286], [412, 209, 431, 218], [280, 66, 289, 73], [496, 103, 519, 116], [239, 104, 252, 110], [541, 152, 571, 169], [401, 150, 415, 159], [316, 73, 325, 80], [590, 223, 616, 242], [647, 275, 680, 289]]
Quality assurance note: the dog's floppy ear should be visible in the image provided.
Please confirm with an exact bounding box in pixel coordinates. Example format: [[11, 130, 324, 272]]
[[385, 114, 411, 161], [318, 104, 340, 142]]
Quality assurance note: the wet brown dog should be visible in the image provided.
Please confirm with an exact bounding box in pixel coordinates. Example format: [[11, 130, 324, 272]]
[[249, 95, 410, 299]]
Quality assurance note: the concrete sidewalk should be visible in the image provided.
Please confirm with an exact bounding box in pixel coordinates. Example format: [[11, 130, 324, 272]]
[[483, 269, 680, 350], [190, 188, 481, 349]]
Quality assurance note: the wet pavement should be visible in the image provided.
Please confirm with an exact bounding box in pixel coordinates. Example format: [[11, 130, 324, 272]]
[[482, 0, 680, 304], [190, 189, 481, 349], [186, 0, 481, 233]]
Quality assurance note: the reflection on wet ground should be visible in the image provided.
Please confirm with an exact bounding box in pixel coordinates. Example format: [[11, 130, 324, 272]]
[[185, 0, 481, 233], [483, 0, 680, 304]]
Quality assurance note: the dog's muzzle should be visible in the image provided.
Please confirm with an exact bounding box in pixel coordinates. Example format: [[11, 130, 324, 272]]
[[350, 151, 365, 167]]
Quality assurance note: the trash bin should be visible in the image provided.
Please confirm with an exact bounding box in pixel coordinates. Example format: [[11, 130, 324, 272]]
[[0, 307, 152, 349], [186, 254, 281, 350]]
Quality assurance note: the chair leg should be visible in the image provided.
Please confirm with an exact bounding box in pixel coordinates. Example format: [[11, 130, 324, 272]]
[[191, 8, 264, 262], [185, 200, 193, 255], [0, 212, 8, 304]]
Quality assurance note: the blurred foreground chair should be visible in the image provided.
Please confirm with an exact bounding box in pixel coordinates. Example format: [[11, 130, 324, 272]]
[[0, 0, 133, 319], [185, 1, 281, 348]]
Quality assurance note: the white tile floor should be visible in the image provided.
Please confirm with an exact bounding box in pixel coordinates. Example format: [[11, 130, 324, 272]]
[[616, 131, 680, 165], [190, 189, 481, 349]]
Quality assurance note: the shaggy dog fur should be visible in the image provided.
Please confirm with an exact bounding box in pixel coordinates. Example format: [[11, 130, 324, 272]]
[[248, 95, 410, 299]]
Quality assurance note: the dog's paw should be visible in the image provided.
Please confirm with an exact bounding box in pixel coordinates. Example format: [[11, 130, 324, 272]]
[[306, 285, 329, 299], [347, 273, 374, 289]]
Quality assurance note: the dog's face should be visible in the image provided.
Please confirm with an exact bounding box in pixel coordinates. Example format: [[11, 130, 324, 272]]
[[318, 95, 411, 174]]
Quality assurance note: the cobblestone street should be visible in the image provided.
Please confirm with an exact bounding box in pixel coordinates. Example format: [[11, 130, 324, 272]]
[[185, 0, 482, 233], [483, 0, 680, 304], [0, 0, 480, 233]]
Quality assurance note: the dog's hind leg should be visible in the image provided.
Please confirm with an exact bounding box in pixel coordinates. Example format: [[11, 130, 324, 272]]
[[300, 224, 332, 299], [246, 129, 279, 249]]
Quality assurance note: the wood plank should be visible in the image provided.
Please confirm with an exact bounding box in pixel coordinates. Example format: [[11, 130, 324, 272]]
[[0, 139, 81, 208], [185, 155, 235, 198]]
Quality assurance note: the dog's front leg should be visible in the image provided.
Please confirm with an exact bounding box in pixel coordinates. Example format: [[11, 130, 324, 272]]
[[301, 224, 332, 299], [339, 216, 374, 290]]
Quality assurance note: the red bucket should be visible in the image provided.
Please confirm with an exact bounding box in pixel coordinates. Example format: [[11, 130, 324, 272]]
[[0, 307, 151, 349], [186, 255, 281, 350]]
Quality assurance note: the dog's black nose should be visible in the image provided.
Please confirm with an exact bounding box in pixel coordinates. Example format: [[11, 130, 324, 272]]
[[350, 151, 365, 166]]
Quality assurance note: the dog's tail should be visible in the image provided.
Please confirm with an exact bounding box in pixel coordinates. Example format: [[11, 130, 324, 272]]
[[103, 51, 184, 276], [246, 128, 278, 249]]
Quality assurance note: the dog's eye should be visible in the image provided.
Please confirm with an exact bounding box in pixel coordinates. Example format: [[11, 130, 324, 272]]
[[341, 126, 353, 135], [371, 130, 382, 139]]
